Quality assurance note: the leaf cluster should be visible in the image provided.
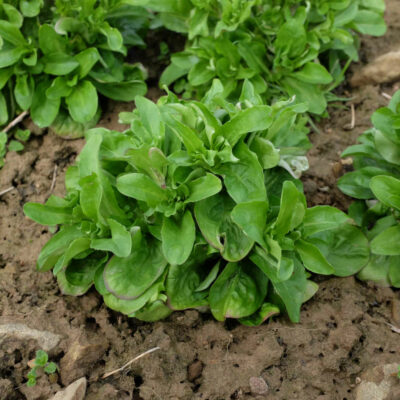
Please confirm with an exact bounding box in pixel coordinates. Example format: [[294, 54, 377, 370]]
[[140, 0, 386, 115], [0, 0, 149, 136], [24, 84, 370, 323], [26, 350, 57, 387], [338, 91, 400, 288]]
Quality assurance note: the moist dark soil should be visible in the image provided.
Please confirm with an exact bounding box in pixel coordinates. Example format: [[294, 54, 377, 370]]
[[1, 2, 400, 399]]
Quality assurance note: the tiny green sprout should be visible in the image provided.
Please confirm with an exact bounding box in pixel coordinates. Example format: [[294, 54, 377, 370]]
[[397, 365, 400, 379], [8, 140, 25, 152], [26, 350, 58, 387], [15, 129, 31, 143]]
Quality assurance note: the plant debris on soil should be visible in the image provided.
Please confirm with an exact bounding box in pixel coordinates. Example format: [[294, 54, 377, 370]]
[[1, 1, 400, 399]]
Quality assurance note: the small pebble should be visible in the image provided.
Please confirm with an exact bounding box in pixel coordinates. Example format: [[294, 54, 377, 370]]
[[249, 376, 269, 395]]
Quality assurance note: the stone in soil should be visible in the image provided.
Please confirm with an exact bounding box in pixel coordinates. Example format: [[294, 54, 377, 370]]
[[351, 50, 400, 87], [60, 340, 108, 385], [0, 323, 61, 352], [249, 376, 269, 395], [50, 377, 87, 400], [355, 363, 399, 400]]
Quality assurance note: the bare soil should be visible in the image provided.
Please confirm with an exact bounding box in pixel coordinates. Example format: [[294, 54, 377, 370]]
[[1, 2, 400, 399]]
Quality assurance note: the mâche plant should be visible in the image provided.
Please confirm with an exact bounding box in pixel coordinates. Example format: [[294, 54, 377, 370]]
[[0, 0, 149, 139], [26, 350, 57, 387], [136, 0, 386, 115], [338, 91, 400, 288], [24, 86, 371, 324]]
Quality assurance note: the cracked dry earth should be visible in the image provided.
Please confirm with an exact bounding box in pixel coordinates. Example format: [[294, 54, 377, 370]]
[[1, 1, 400, 399]]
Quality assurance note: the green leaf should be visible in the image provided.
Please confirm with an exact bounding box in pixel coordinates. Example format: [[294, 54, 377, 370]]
[[307, 224, 370, 276], [44, 362, 57, 374], [217, 106, 272, 147], [14, 74, 34, 110], [2, 4, 23, 27], [66, 81, 98, 123], [166, 247, 211, 309], [75, 48, 100, 78], [239, 303, 280, 326], [357, 254, 393, 287], [39, 25, 67, 55], [34, 350, 48, 367], [0, 68, 13, 90], [250, 137, 280, 169], [8, 140, 24, 152], [337, 167, 389, 199], [91, 219, 132, 258], [58, 253, 106, 295], [0, 91, 7, 125], [20, 0, 43, 17], [160, 62, 188, 86], [185, 173, 222, 203], [274, 181, 306, 236], [195, 194, 254, 262], [33, 225, 84, 272], [31, 81, 61, 128], [104, 274, 166, 315], [295, 239, 335, 275], [371, 225, 400, 256], [195, 261, 220, 292], [374, 130, 400, 165], [0, 20, 26, 45], [93, 79, 147, 101], [15, 129, 30, 142], [130, 299, 172, 321], [218, 141, 266, 203], [282, 76, 327, 115], [163, 114, 206, 155], [135, 95, 162, 139], [370, 175, 400, 210], [79, 173, 103, 224], [104, 232, 167, 299], [46, 77, 73, 99], [188, 59, 215, 86], [291, 63, 333, 85], [27, 377, 36, 387], [269, 257, 308, 323], [161, 211, 195, 265], [117, 173, 169, 206], [43, 53, 79, 75], [231, 201, 268, 247], [352, 10, 387, 36], [23, 203, 74, 226], [0, 46, 28, 68], [54, 237, 91, 275], [100, 23, 123, 51], [209, 261, 268, 321], [389, 258, 400, 287], [302, 206, 349, 237]]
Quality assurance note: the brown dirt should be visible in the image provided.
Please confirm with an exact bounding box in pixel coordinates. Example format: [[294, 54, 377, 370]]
[[1, 2, 400, 399]]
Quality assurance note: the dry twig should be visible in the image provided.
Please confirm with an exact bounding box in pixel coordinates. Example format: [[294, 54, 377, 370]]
[[2, 111, 29, 134], [343, 104, 356, 130], [386, 322, 400, 334], [381, 92, 393, 100], [49, 165, 58, 194], [0, 186, 15, 197], [350, 103, 355, 130], [102, 347, 160, 379]]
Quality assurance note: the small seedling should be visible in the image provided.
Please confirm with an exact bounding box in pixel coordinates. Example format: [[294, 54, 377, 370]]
[[397, 365, 400, 379], [26, 350, 58, 387]]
